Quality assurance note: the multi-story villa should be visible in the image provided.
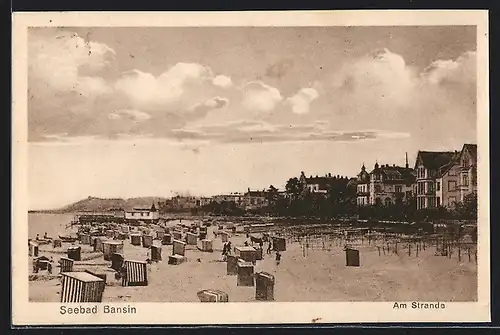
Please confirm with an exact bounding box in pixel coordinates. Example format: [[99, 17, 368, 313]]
[[356, 154, 415, 206]]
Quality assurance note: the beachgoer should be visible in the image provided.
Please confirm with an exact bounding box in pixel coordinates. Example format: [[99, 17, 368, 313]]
[[275, 251, 281, 266], [259, 240, 263, 249], [226, 241, 232, 255], [43, 232, 48, 239], [267, 241, 272, 254], [36, 234, 39, 240], [244, 241, 249, 247]]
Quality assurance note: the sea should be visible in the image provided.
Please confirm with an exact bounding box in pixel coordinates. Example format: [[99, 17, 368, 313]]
[[28, 213, 75, 239]]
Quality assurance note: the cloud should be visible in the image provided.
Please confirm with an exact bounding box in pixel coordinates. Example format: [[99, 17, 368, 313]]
[[29, 29, 115, 97], [422, 51, 476, 86], [242, 81, 283, 112], [175, 120, 410, 144], [286, 88, 319, 114], [108, 109, 152, 122], [114, 63, 214, 110], [212, 75, 233, 88]]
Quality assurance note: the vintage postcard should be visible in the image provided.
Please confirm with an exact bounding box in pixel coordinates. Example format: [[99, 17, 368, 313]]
[[12, 10, 490, 325]]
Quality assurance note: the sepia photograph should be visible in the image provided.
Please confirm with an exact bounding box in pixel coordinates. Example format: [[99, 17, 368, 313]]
[[12, 10, 489, 325]]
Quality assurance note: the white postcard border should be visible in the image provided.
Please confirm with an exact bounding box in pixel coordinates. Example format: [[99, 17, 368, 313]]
[[12, 10, 490, 325]]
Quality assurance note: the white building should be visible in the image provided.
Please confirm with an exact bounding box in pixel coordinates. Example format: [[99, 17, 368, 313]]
[[125, 204, 159, 222]]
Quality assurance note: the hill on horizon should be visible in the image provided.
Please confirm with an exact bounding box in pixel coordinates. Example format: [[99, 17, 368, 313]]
[[31, 196, 169, 213]]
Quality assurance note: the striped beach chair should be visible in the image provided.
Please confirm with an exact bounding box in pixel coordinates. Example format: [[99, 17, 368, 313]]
[[60, 272, 106, 303], [59, 257, 74, 273], [121, 260, 148, 287]]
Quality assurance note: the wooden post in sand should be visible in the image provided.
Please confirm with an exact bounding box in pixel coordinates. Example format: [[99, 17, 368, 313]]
[[408, 244, 411, 257]]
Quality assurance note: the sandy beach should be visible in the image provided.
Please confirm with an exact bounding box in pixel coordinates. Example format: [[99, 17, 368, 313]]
[[28, 214, 477, 303]]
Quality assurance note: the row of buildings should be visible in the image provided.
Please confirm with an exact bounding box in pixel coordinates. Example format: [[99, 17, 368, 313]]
[[355, 143, 477, 210], [164, 188, 271, 211], [91, 143, 477, 219]]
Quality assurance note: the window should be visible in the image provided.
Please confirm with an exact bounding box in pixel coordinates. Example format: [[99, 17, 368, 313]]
[[448, 180, 456, 191], [375, 185, 381, 193], [462, 159, 469, 168], [462, 175, 469, 187], [417, 182, 425, 195], [385, 197, 392, 206], [427, 182, 434, 193], [395, 185, 402, 193], [449, 196, 456, 205], [436, 181, 440, 191], [418, 168, 425, 178], [436, 197, 440, 207]]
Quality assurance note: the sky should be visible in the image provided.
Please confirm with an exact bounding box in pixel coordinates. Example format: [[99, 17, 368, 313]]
[[27, 26, 478, 210]]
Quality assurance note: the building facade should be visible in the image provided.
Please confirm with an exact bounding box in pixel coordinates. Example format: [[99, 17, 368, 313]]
[[415, 151, 458, 209], [415, 144, 477, 210], [242, 189, 268, 210], [299, 172, 351, 196], [457, 144, 478, 202], [125, 204, 159, 222]]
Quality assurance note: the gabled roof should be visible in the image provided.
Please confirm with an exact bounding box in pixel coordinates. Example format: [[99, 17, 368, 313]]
[[415, 151, 456, 170], [460, 143, 477, 163]]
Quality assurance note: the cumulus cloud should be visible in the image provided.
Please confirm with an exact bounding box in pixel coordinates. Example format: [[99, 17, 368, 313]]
[[29, 29, 115, 97], [286, 88, 319, 114], [422, 51, 476, 86], [114, 63, 214, 110], [241, 81, 283, 113], [212, 75, 233, 88]]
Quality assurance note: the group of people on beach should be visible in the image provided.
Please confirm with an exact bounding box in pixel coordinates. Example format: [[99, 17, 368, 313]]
[[35, 232, 50, 240], [222, 235, 281, 265]]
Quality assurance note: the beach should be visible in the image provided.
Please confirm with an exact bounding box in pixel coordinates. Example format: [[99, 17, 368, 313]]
[[28, 213, 478, 303]]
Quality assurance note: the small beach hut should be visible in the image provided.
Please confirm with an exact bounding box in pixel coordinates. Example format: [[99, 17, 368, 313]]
[[93, 237, 104, 252], [67, 246, 81, 261], [345, 248, 360, 267], [186, 232, 197, 245], [60, 272, 105, 303], [29, 240, 39, 257], [162, 234, 172, 245], [142, 235, 153, 248], [130, 233, 142, 246], [197, 289, 229, 302], [272, 237, 286, 252], [200, 239, 213, 252], [103, 241, 124, 261], [156, 230, 165, 240], [226, 255, 238, 275], [172, 231, 183, 241], [237, 261, 254, 287], [150, 245, 162, 262], [235, 246, 257, 264], [111, 253, 124, 272], [255, 272, 275, 301], [172, 240, 186, 256]]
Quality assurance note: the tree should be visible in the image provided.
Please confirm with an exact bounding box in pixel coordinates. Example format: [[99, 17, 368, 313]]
[[454, 193, 478, 220], [285, 177, 302, 199]]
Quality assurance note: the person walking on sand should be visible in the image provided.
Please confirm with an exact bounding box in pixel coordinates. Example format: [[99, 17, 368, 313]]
[[267, 240, 272, 254], [275, 251, 281, 266]]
